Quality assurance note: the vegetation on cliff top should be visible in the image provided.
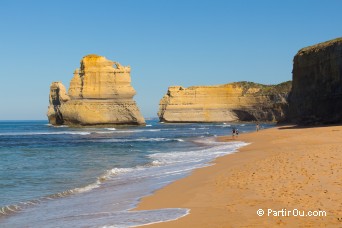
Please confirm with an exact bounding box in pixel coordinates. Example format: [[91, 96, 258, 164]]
[[298, 37, 342, 54], [232, 81, 292, 96]]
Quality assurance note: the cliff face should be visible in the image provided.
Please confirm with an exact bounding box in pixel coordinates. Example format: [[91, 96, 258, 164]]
[[47, 55, 145, 126], [158, 81, 291, 123], [288, 38, 342, 124]]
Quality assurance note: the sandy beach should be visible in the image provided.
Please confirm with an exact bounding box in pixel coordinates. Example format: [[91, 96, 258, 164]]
[[135, 125, 342, 227]]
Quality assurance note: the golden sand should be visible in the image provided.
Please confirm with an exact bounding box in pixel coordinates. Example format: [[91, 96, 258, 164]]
[[135, 125, 342, 227]]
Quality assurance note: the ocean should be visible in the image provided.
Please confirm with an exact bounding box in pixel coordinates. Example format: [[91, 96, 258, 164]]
[[0, 119, 273, 227]]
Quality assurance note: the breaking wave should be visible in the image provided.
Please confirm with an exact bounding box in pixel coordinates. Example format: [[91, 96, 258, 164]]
[[0, 131, 91, 136], [99, 138, 184, 143]]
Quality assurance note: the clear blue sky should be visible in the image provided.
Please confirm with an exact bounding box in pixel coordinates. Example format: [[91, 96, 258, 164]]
[[0, 0, 341, 119]]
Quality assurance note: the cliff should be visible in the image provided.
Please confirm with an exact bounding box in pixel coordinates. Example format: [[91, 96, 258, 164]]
[[288, 37, 342, 124], [158, 81, 291, 123], [47, 55, 145, 126]]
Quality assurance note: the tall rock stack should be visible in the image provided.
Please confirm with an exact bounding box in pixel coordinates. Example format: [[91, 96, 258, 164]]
[[47, 54, 145, 126], [158, 81, 291, 123], [289, 38, 342, 124]]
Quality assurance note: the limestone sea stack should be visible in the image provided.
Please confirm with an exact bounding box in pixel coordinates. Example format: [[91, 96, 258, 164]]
[[288, 38, 342, 124], [158, 81, 291, 123], [47, 55, 145, 126]]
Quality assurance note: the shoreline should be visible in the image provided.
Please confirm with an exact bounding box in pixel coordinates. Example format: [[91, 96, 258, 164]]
[[135, 125, 342, 227]]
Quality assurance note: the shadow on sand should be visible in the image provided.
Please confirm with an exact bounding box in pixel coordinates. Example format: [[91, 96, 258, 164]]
[[276, 123, 342, 130]]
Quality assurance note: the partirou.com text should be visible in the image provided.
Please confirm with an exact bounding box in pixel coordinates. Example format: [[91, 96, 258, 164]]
[[257, 208, 327, 217]]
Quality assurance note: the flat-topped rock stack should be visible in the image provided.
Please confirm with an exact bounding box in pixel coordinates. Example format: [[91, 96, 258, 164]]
[[47, 55, 145, 126]]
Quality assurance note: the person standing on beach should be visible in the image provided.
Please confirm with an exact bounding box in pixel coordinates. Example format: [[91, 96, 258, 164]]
[[256, 123, 260, 132], [232, 127, 236, 139]]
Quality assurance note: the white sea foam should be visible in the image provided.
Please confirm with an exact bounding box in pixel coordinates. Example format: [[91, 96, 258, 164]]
[[150, 160, 164, 166], [146, 125, 152, 127], [114, 129, 161, 133], [73, 182, 101, 194], [45, 124, 68, 128], [149, 140, 248, 166], [100, 167, 136, 180], [128, 208, 191, 228], [0, 129, 165, 136], [100, 138, 182, 143], [92, 131, 115, 134], [0, 131, 91, 136]]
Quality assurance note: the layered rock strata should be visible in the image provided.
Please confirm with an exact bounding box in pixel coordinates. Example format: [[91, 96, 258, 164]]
[[158, 81, 291, 122], [288, 37, 342, 124], [47, 55, 145, 126]]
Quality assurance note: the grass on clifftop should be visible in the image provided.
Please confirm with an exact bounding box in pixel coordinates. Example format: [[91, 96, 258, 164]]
[[298, 37, 342, 54], [232, 81, 292, 95]]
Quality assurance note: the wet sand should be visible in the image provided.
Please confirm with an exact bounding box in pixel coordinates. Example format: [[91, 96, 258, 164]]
[[135, 125, 342, 227]]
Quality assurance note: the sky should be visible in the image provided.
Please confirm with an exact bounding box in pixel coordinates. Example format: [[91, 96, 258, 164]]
[[0, 0, 341, 120]]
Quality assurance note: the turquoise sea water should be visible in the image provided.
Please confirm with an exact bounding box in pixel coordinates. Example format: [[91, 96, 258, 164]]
[[0, 119, 273, 227]]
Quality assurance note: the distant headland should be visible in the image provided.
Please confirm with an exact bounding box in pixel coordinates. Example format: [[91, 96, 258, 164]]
[[158, 81, 291, 123]]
